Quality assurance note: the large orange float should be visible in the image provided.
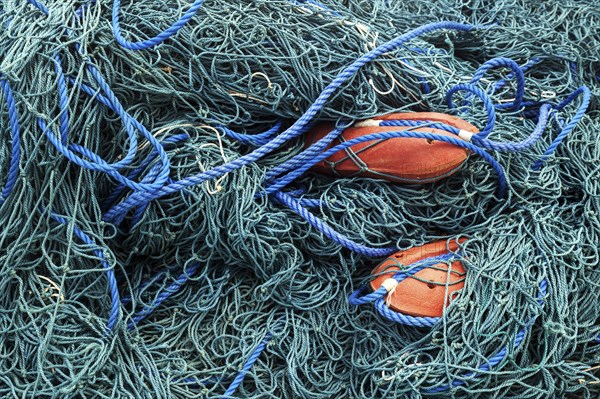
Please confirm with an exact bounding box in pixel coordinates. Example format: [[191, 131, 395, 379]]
[[305, 112, 478, 183], [369, 238, 467, 318]]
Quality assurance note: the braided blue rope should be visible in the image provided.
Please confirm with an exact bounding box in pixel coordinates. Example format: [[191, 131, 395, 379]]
[[221, 330, 274, 398], [374, 297, 440, 328], [112, 0, 207, 50], [47, 210, 121, 333], [26, 0, 49, 14], [103, 21, 484, 223], [470, 57, 526, 111], [127, 263, 200, 329], [445, 83, 496, 138], [102, 133, 189, 212], [0, 78, 21, 205], [218, 121, 283, 146], [67, 78, 188, 211], [425, 279, 548, 393], [272, 190, 396, 257], [129, 161, 173, 227], [379, 119, 461, 132], [471, 104, 552, 152], [532, 86, 591, 170], [264, 126, 346, 183], [377, 104, 552, 152], [52, 54, 69, 145], [82, 54, 171, 188], [348, 286, 388, 306]]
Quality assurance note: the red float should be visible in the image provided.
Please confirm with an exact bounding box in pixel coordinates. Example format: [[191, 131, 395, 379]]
[[370, 238, 467, 318], [306, 112, 479, 183]]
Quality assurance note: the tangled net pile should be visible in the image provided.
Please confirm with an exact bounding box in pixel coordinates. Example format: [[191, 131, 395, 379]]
[[1, 0, 599, 398]]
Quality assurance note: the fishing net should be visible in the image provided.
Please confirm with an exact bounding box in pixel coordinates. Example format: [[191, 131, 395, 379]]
[[0, 0, 599, 397]]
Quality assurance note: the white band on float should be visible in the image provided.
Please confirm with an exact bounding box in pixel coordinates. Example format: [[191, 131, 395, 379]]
[[458, 129, 474, 142], [381, 278, 399, 292], [354, 119, 381, 128]]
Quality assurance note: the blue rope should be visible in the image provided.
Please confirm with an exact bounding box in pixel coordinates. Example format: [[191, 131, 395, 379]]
[[532, 86, 591, 170], [221, 330, 275, 398], [263, 126, 346, 183], [112, 0, 207, 50], [425, 279, 548, 393], [445, 83, 496, 138], [272, 190, 397, 257], [0, 78, 21, 205], [127, 262, 200, 329], [218, 121, 283, 146], [102, 133, 189, 212], [47, 210, 121, 333], [103, 21, 485, 223], [377, 104, 552, 153], [26, 0, 49, 14], [53, 54, 69, 146], [40, 54, 172, 194], [471, 104, 552, 152], [470, 57, 526, 111]]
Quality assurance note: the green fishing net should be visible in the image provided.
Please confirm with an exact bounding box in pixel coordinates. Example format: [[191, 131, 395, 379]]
[[0, 0, 599, 398]]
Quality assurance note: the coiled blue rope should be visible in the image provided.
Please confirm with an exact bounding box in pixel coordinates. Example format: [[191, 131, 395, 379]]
[[0, 78, 21, 206], [470, 57, 526, 111]]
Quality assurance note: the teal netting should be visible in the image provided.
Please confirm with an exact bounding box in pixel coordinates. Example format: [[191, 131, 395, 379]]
[[0, 0, 599, 398]]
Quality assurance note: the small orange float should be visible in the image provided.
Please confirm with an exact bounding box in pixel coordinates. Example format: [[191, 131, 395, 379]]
[[369, 238, 467, 318], [306, 112, 478, 183]]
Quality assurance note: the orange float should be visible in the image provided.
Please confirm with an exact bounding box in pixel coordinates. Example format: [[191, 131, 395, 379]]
[[370, 238, 467, 318], [306, 112, 478, 183]]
